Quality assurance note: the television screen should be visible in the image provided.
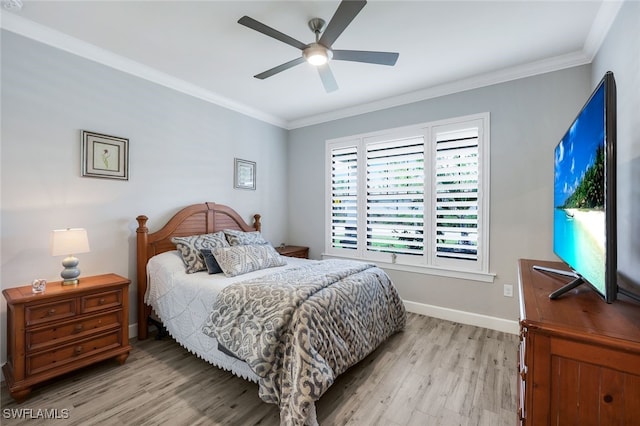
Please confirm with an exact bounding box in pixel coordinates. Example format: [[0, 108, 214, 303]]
[[552, 72, 616, 302]]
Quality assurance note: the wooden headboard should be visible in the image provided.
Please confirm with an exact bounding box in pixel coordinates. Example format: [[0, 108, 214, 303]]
[[135, 202, 261, 340]]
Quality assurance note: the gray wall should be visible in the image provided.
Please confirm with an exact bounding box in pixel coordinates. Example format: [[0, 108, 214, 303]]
[[287, 66, 593, 322], [0, 31, 289, 364], [591, 0, 640, 297], [287, 0, 640, 321], [1, 1, 637, 367]]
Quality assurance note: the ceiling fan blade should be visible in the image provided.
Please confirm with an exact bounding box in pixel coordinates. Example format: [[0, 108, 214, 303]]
[[317, 64, 338, 93], [238, 16, 308, 51], [332, 50, 399, 66], [254, 57, 306, 80], [319, 0, 367, 48]]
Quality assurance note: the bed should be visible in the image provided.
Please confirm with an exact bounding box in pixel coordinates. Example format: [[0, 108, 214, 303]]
[[136, 202, 406, 425]]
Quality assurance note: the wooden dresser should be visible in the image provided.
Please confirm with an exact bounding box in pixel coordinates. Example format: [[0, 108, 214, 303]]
[[517, 259, 640, 425], [2, 274, 131, 402], [276, 245, 309, 259]]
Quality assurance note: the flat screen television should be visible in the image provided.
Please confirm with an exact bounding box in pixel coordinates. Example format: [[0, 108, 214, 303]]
[[535, 71, 617, 302]]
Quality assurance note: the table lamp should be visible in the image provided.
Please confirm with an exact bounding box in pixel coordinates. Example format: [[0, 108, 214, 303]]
[[50, 228, 90, 285]]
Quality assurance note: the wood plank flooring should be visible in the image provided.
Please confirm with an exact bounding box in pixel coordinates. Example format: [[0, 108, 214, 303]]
[[1, 313, 518, 425]]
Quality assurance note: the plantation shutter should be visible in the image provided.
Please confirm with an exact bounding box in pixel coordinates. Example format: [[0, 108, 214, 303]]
[[366, 138, 425, 255], [330, 146, 358, 250], [326, 113, 489, 278], [434, 127, 479, 261]]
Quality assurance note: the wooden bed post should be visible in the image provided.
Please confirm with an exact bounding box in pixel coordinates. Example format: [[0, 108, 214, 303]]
[[136, 215, 150, 340]]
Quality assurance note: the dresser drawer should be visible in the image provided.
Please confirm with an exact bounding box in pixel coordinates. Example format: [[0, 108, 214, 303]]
[[27, 311, 122, 351], [26, 299, 76, 326], [27, 330, 122, 376], [81, 289, 122, 314]]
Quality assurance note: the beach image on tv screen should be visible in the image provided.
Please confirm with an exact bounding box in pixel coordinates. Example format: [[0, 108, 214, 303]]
[[553, 83, 606, 296]]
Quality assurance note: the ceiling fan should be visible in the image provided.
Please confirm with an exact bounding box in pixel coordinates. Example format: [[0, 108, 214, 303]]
[[238, 0, 399, 93]]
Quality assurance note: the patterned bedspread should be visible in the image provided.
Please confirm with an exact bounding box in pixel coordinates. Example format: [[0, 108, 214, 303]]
[[202, 259, 406, 425]]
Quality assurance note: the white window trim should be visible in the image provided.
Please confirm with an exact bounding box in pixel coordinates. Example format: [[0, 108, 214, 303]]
[[325, 113, 493, 283]]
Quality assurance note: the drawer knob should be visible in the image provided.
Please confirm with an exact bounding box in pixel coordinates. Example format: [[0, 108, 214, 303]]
[[98, 298, 106, 305], [603, 394, 613, 403], [74, 346, 83, 355], [74, 324, 84, 332], [47, 308, 56, 316]]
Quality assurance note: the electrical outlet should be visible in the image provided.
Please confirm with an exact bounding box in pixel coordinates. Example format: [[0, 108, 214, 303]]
[[503, 284, 513, 297]]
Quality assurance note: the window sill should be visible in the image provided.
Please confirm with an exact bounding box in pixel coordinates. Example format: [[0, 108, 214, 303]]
[[321, 253, 496, 283]]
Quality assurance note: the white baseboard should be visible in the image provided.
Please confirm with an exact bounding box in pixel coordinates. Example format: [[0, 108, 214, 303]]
[[127, 306, 518, 340], [129, 323, 138, 339], [404, 300, 519, 335]]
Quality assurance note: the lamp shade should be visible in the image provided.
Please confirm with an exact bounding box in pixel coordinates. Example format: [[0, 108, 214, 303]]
[[50, 228, 90, 256]]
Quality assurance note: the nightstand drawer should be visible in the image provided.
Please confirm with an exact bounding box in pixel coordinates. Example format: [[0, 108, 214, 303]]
[[26, 299, 76, 326], [27, 330, 122, 376], [81, 289, 122, 313], [27, 311, 122, 351], [276, 245, 309, 259]]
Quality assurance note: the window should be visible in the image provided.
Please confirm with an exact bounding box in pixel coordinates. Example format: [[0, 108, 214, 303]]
[[326, 113, 491, 280]]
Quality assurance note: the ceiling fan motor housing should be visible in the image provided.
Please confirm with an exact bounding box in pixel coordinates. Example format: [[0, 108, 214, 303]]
[[304, 43, 333, 65]]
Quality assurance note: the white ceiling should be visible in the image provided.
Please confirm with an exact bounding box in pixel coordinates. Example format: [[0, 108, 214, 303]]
[[1, 1, 622, 129]]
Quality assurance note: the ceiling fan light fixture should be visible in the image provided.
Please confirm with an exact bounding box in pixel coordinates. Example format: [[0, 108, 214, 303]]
[[239, 1, 398, 92], [304, 43, 333, 66]]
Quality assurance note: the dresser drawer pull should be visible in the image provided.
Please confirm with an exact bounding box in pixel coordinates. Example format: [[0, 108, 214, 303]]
[[47, 309, 56, 316], [74, 324, 84, 332], [74, 346, 83, 355], [98, 298, 106, 305], [603, 394, 613, 403]]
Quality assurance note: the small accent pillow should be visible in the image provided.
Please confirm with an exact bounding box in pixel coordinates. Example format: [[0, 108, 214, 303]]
[[171, 232, 229, 274], [200, 249, 223, 274], [223, 229, 269, 246], [213, 244, 286, 277]]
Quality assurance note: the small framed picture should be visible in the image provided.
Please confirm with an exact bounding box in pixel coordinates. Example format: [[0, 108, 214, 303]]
[[234, 158, 256, 190], [81, 131, 129, 180]]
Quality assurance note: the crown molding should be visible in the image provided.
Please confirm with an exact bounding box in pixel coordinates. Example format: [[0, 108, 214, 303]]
[[1, 1, 622, 131], [582, 0, 624, 61], [287, 1, 622, 129], [0, 12, 288, 129], [287, 50, 591, 129]]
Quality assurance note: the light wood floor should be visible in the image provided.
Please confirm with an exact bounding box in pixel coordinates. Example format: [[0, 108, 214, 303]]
[[1, 313, 518, 425]]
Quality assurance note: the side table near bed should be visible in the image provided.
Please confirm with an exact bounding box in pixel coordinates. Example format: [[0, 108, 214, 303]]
[[2, 273, 131, 403], [276, 245, 309, 259]]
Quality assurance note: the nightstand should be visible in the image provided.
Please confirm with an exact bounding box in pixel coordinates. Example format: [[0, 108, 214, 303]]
[[276, 245, 309, 259], [2, 273, 131, 403]]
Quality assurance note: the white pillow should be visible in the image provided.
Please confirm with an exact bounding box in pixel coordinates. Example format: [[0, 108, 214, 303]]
[[213, 244, 286, 277]]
